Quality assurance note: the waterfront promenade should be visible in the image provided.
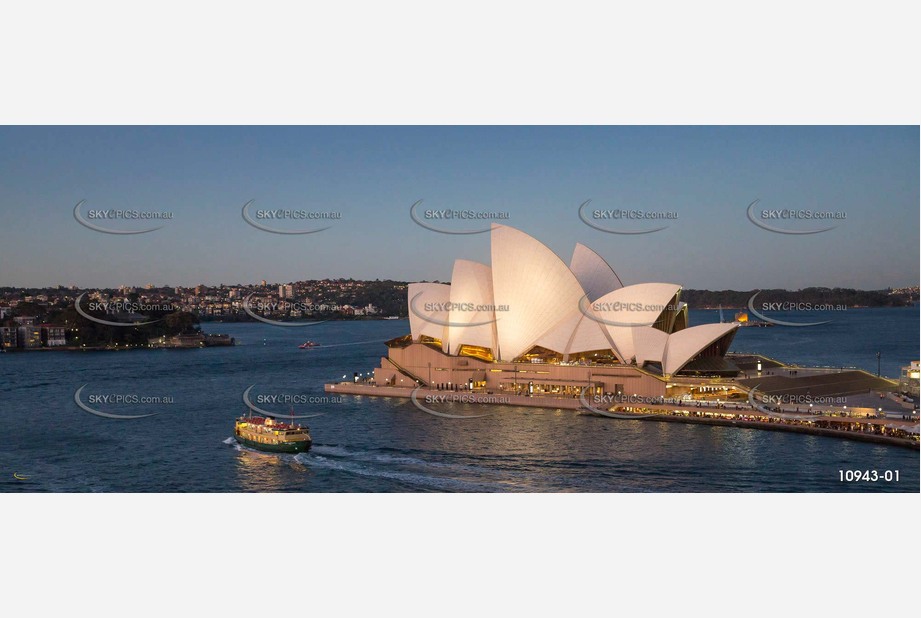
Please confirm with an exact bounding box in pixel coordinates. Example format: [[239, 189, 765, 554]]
[[326, 381, 920, 449]]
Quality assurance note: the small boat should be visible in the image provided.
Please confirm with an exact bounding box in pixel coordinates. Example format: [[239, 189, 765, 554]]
[[735, 311, 774, 327], [234, 414, 312, 453], [298, 341, 320, 348]]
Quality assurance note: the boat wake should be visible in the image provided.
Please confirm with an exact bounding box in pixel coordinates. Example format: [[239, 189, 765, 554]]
[[310, 445, 526, 477], [311, 444, 446, 466], [294, 445, 524, 492], [307, 339, 387, 350]]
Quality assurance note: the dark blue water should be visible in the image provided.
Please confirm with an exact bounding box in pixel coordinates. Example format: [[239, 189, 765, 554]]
[[1, 310, 917, 492], [718, 306, 920, 378]]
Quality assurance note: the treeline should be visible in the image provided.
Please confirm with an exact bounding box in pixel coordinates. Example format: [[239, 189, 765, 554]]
[[681, 288, 912, 308]]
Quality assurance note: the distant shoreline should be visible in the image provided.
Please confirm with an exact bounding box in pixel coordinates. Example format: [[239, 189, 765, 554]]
[[197, 315, 405, 323]]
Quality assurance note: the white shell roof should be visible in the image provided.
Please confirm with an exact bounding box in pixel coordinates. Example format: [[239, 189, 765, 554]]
[[591, 282, 681, 360], [533, 308, 618, 359], [632, 326, 669, 367], [490, 224, 588, 361], [447, 259, 498, 354], [407, 282, 451, 349], [569, 243, 624, 302], [624, 323, 739, 375], [403, 225, 736, 374], [662, 322, 739, 376]]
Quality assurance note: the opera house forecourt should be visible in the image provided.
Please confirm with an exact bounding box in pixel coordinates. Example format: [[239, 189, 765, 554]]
[[326, 224, 919, 448]]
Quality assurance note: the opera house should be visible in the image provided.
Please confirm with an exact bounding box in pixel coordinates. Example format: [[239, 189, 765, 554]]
[[367, 224, 740, 400]]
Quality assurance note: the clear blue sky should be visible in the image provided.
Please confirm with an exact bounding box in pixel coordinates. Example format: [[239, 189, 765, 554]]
[[0, 126, 917, 289]]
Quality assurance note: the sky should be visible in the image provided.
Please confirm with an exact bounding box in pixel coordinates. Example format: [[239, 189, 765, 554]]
[[0, 126, 917, 290]]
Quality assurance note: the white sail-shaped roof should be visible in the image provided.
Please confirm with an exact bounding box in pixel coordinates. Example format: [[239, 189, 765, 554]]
[[402, 225, 737, 373], [662, 322, 739, 376], [407, 282, 451, 349], [627, 322, 739, 375], [590, 282, 682, 361], [632, 326, 669, 367], [565, 312, 618, 356], [447, 259, 497, 354], [490, 224, 588, 361], [532, 309, 581, 355], [569, 243, 623, 302], [533, 308, 619, 359]]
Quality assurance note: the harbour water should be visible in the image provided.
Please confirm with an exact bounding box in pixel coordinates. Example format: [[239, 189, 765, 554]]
[[1, 308, 917, 492]]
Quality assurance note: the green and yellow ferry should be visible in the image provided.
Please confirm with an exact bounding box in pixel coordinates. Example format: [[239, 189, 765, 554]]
[[234, 414, 312, 453]]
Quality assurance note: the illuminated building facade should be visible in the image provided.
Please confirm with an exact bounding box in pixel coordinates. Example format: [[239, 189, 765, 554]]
[[372, 225, 739, 396]]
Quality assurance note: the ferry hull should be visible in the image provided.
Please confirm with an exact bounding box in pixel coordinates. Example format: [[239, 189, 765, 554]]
[[235, 434, 312, 454]]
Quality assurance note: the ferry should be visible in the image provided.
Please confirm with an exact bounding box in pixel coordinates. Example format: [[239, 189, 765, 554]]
[[298, 341, 320, 348], [234, 414, 312, 453]]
